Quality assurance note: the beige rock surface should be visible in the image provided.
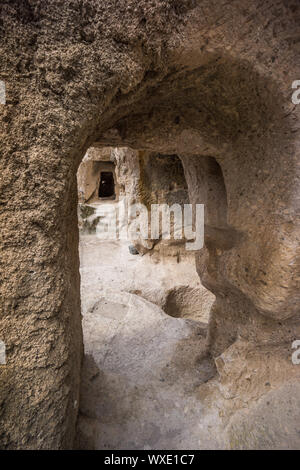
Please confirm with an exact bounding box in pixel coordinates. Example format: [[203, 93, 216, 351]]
[[76, 292, 220, 450], [79, 232, 214, 321], [0, 0, 299, 449]]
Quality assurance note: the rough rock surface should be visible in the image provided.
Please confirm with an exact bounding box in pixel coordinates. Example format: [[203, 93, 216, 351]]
[[79, 232, 214, 322], [76, 292, 220, 450], [0, 0, 299, 449], [79, 147, 191, 253]]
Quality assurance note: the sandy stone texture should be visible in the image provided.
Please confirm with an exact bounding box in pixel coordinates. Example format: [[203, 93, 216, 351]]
[[0, 0, 299, 449]]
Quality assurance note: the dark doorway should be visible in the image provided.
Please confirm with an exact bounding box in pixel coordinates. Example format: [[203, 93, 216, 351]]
[[99, 171, 115, 198]]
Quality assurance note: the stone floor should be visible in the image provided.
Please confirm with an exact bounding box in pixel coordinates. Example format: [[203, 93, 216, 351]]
[[76, 234, 223, 450], [78, 229, 214, 320]]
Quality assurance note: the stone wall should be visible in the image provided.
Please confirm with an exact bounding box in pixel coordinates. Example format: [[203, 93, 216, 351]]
[[0, 0, 299, 449], [113, 148, 190, 254]]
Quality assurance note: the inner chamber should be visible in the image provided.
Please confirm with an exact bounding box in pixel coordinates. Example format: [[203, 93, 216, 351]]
[[98, 171, 115, 198], [76, 147, 217, 450]]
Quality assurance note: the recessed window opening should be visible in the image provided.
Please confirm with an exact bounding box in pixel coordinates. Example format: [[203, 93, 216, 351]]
[[99, 171, 115, 199]]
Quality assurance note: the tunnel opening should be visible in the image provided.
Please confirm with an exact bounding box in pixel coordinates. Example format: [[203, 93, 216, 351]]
[[76, 147, 216, 449], [98, 171, 115, 199]]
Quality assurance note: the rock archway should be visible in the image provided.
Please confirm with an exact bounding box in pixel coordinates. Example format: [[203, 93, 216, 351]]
[[0, 0, 299, 449]]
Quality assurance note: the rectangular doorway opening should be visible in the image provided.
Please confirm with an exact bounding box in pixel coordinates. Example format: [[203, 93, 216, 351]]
[[99, 171, 115, 199]]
